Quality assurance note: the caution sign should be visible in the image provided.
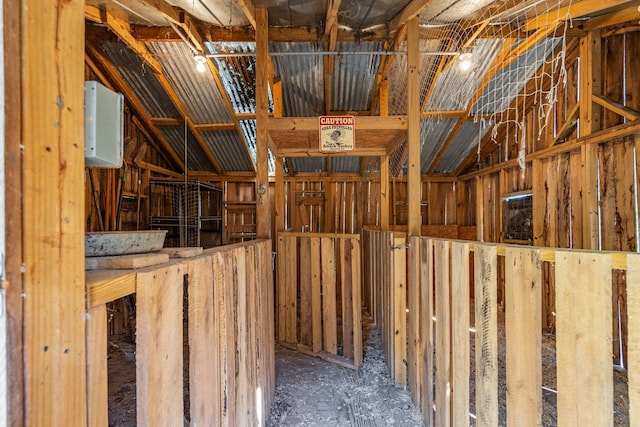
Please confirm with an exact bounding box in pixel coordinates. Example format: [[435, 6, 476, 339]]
[[319, 115, 355, 152]]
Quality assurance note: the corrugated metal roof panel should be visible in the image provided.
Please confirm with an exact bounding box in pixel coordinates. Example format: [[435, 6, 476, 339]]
[[388, 39, 442, 115], [167, 0, 250, 27], [331, 42, 382, 112], [267, 0, 326, 28], [425, 39, 504, 111], [98, 40, 180, 119], [289, 158, 326, 174], [419, 0, 495, 23], [330, 156, 361, 173], [237, 120, 276, 175], [147, 42, 232, 123], [420, 118, 458, 173], [158, 125, 216, 172], [271, 42, 325, 116], [87, 0, 167, 25], [473, 37, 562, 114], [207, 42, 260, 114], [200, 130, 254, 172], [339, 0, 413, 31], [434, 119, 493, 173]]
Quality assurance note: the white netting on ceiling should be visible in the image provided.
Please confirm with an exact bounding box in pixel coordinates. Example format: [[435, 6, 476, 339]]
[[391, 0, 575, 175]]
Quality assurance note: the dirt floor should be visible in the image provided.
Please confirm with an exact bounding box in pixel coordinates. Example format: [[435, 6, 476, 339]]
[[267, 324, 425, 426]]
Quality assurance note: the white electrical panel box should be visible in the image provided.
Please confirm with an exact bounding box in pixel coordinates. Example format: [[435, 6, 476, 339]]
[[84, 81, 124, 168]]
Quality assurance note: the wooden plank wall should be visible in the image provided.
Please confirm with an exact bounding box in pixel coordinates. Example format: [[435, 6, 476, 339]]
[[276, 232, 363, 369], [85, 240, 274, 426], [362, 231, 638, 426]]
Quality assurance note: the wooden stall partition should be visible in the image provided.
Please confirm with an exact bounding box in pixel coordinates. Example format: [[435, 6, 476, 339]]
[[504, 247, 542, 427], [434, 239, 451, 427], [85, 240, 275, 427], [451, 241, 470, 427], [556, 251, 613, 426], [420, 237, 435, 427], [136, 262, 185, 426], [392, 235, 408, 386], [474, 244, 499, 427], [276, 232, 363, 369]]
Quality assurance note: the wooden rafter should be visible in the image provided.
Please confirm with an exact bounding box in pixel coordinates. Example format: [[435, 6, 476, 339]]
[[323, 0, 342, 114], [388, 0, 434, 33], [522, 0, 633, 32]]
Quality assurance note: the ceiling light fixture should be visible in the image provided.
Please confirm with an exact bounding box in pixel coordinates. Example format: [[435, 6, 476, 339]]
[[458, 51, 473, 72], [194, 54, 207, 73]]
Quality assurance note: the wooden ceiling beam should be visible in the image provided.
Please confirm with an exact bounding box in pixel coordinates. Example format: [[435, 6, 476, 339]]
[[269, 116, 407, 131], [522, 0, 633, 32], [581, 1, 640, 31]]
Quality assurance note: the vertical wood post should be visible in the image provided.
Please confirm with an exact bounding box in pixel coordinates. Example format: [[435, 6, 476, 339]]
[[580, 29, 602, 250], [255, 8, 271, 239], [407, 17, 421, 237], [275, 156, 285, 232], [380, 156, 389, 230], [22, 0, 87, 424]]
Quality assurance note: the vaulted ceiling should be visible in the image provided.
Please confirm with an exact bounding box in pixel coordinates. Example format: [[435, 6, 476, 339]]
[[84, 0, 640, 176]]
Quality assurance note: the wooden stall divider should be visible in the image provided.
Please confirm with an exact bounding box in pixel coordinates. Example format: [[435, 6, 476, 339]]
[[407, 235, 422, 407], [136, 263, 185, 426], [322, 237, 338, 355], [392, 236, 408, 386], [187, 256, 220, 426], [474, 245, 498, 427], [451, 241, 470, 427], [421, 238, 435, 426], [505, 247, 542, 427], [556, 251, 613, 426], [86, 304, 108, 427], [276, 232, 363, 369], [434, 240, 451, 427]]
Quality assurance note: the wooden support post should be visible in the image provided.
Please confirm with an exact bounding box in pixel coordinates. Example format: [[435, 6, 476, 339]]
[[555, 251, 612, 426], [532, 159, 545, 246], [505, 247, 542, 427], [380, 79, 389, 117], [272, 77, 283, 118], [580, 29, 602, 250], [476, 176, 484, 241], [275, 156, 285, 232], [22, 0, 87, 423], [380, 156, 390, 230], [255, 8, 271, 239], [406, 16, 421, 238]]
